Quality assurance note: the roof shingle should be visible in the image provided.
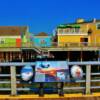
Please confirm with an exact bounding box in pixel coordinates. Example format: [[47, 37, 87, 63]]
[[0, 26, 27, 36], [35, 32, 48, 36]]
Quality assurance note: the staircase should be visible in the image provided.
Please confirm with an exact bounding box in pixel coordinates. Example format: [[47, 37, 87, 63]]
[[32, 46, 50, 57]]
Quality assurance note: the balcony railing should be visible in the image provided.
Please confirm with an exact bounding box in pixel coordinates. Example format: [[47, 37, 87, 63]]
[[58, 32, 88, 35]]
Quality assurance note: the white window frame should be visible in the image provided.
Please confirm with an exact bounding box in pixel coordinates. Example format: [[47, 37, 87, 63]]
[[96, 23, 100, 30], [0, 38, 5, 44]]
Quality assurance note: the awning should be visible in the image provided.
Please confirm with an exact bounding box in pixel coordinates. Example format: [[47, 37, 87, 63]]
[[57, 24, 80, 28]]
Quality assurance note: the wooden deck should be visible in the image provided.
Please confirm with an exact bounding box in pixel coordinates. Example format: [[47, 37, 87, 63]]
[[0, 47, 99, 52], [0, 93, 100, 100], [45, 47, 100, 51], [0, 42, 100, 52]]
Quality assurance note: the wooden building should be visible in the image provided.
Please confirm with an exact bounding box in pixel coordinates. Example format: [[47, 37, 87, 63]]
[[0, 26, 33, 62], [57, 18, 100, 47], [33, 32, 52, 47]]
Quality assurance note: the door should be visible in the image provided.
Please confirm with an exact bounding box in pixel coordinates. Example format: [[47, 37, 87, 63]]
[[80, 38, 88, 46], [16, 38, 21, 47]]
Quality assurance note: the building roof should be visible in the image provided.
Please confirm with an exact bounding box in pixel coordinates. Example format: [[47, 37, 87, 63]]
[[0, 26, 28, 36], [35, 32, 48, 36], [57, 19, 100, 29], [57, 24, 80, 28]]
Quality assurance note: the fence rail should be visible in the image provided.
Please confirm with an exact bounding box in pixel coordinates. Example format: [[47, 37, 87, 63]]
[[0, 61, 100, 95]]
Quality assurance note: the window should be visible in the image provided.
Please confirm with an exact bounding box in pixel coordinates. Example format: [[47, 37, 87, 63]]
[[96, 23, 100, 29], [40, 39, 46, 44], [84, 38, 88, 42], [80, 38, 88, 42], [0, 39, 5, 44], [70, 28, 75, 33], [64, 28, 70, 33], [88, 28, 92, 35], [80, 38, 88, 46], [75, 28, 80, 33]]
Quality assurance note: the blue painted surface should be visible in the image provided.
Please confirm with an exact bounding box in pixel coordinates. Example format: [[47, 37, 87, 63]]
[[35, 61, 69, 82], [21, 65, 34, 81], [33, 36, 52, 47], [0, 0, 99, 34]]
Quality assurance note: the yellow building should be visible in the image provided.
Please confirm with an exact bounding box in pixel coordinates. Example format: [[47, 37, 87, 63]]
[[57, 18, 100, 47]]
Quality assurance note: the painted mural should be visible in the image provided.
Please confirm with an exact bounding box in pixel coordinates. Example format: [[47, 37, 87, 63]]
[[34, 61, 70, 82]]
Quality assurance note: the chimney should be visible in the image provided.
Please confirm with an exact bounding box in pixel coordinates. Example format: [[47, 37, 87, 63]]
[[93, 18, 96, 23]]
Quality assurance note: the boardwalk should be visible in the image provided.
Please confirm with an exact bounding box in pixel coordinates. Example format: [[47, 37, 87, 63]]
[[0, 94, 100, 100]]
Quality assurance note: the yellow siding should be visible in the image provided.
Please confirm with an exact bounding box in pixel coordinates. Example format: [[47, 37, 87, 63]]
[[58, 24, 90, 46], [58, 35, 91, 46], [58, 35, 83, 43], [57, 21, 100, 47], [88, 23, 100, 44]]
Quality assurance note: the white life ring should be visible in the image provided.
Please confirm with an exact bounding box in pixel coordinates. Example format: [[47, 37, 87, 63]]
[[71, 65, 83, 80]]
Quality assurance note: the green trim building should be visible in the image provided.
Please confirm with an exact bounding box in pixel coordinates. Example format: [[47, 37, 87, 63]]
[[0, 26, 30, 47]]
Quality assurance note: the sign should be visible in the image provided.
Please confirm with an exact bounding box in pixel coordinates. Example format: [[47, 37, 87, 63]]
[[20, 61, 83, 83], [21, 65, 34, 81], [34, 61, 70, 82], [71, 65, 83, 80]]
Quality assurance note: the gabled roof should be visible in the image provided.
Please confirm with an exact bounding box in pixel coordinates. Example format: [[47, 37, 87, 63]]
[[0, 26, 28, 36], [35, 32, 48, 36]]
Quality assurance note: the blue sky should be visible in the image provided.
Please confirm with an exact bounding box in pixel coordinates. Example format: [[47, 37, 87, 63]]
[[0, 0, 99, 34]]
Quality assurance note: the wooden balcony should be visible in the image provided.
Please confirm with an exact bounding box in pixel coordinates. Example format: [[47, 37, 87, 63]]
[[44, 42, 100, 51]]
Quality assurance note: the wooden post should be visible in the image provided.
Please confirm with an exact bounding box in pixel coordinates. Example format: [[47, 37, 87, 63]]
[[10, 52, 12, 62], [2, 52, 5, 62], [98, 50, 100, 61], [6, 52, 8, 62], [21, 52, 24, 62], [10, 66, 17, 95], [58, 82, 64, 96], [31, 52, 33, 59], [86, 65, 91, 94], [12, 52, 13, 61], [0, 52, 1, 62], [39, 83, 44, 97], [98, 51, 100, 71], [68, 51, 70, 61], [6, 52, 9, 62], [18, 52, 20, 60], [80, 51, 83, 62]]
